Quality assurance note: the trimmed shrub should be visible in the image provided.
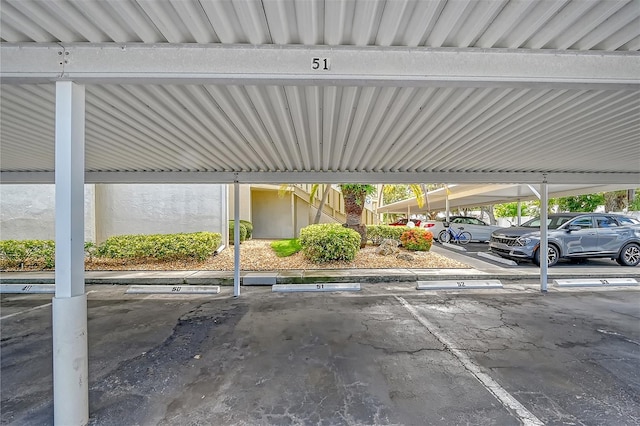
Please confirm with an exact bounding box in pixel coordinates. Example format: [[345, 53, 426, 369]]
[[240, 220, 253, 239], [97, 232, 221, 261], [229, 222, 247, 245], [366, 225, 410, 246], [400, 228, 433, 251], [299, 223, 361, 262], [0, 239, 55, 269]]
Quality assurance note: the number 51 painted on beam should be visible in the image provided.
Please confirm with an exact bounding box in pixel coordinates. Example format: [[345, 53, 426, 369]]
[[312, 57, 330, 70]]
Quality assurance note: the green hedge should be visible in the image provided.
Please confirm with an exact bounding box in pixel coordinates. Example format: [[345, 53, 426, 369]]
[[0, 239, 55, 269], [97, 232, 222, 261], [1, 232, 223, 269], [400, 228, 433, 251], [366, 225, 410, 245], [229, 222, 247, 245], [299, 223, 361, 262], [240, 220, 253, 239]]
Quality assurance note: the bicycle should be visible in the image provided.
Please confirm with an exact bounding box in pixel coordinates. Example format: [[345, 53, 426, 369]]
[[438, 223, 472, 245]]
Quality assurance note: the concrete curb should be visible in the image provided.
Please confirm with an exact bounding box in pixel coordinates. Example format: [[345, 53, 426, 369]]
[[2, 270, 639, 286]]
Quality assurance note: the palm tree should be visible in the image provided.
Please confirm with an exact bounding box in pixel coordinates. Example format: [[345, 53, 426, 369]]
[[378, 183, 428, 208], [378, 184, 431, 223], [380, 184, 426, 209], [339, 184, 377, 248], [282, 183, 431, 247]]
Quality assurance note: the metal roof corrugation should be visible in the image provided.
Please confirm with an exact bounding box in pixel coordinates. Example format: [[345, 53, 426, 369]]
[[1, 1, 638, 182], [1, 0, 639, 51]]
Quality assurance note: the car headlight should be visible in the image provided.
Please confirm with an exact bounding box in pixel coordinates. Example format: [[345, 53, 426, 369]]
[[515, 237, 532, 246]]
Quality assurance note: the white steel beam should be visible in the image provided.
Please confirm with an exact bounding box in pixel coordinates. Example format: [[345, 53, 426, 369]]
[[2, 44, 639, 90], [527, 184, 541, 199], [53, 81, 89, 425], [2, 170, 639, 185]]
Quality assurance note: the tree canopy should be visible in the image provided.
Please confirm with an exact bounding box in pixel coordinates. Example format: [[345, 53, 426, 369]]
[[494, 202, 533, 218], [551, 194, 605, 212]]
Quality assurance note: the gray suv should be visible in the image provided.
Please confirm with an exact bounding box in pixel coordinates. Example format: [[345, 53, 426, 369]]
[[489, 213, 640, 267]]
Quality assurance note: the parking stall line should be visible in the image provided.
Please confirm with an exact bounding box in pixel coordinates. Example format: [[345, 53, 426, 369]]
[[0, 302, 52, 321], [0, 291, 97, 321], [395, 296, 544, 426]]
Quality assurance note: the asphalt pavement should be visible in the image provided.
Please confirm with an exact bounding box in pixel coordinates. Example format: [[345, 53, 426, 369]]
[[1, 284, 639, 425]]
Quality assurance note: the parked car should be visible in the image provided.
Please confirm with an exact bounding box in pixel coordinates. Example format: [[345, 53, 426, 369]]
[[489, 213, 640, 267], [389, 218, 421, 227], [422, 216, 502, 242]]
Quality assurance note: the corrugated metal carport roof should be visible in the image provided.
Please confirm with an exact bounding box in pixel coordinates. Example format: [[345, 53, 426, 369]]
[[376, 183, 639, 213], [1, 0, 639, 184]]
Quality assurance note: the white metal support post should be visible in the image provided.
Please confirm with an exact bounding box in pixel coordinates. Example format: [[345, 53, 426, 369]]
[[517, 200, 522, 226], [445, 185, 450, 222], [53, 81, 88, 425], [291, 191, 296, 239], [540, 181, 549, 293], [233, 180, 240, 297]]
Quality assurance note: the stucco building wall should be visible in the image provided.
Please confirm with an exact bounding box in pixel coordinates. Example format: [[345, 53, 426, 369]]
[[250, 189, 293, 239], [95, 184, 227, 244], [1, 184, 227, 246], [294, 200, 339, 237], [0, 184, 96, 242]]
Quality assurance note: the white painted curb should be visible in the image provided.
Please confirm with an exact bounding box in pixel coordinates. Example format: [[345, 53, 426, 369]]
[[272, 283, 360, 292], [553, 278, 638, 288], [126, 285, 221, 294], [441, 242, 467, 252], [417, 280, 503, 290]]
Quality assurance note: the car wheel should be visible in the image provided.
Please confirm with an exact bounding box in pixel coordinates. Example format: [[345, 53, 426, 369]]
[[534, 245, 559, 267], [617, 243, 640, 266]]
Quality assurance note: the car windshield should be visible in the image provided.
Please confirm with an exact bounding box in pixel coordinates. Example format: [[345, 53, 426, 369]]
[[521, 215, 576, 229]]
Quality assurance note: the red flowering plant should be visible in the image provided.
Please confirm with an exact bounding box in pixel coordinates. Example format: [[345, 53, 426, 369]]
[[400, 228, 433, 251]]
